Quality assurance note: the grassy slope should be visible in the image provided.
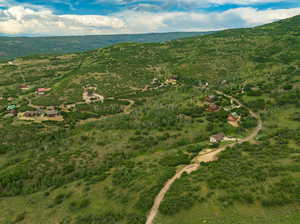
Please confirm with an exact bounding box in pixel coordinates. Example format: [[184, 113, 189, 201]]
[[0, 16, 300, 224]]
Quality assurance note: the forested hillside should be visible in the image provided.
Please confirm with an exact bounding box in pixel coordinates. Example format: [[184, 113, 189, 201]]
[[0, 15, 300, 224], [0, 32, 209, 61]]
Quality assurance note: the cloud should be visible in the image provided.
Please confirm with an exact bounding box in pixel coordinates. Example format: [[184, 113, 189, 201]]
[[0, 3, 300, 35], [0, 5, 125, 35], [0, 0, 16, 7], [113, 7, 300, 33], [97, 0, 286, 8]]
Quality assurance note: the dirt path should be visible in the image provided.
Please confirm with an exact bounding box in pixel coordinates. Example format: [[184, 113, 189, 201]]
[[145, 91, 262, 224]]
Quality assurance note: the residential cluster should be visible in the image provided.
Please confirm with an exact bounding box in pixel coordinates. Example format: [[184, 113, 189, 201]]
[[203, 94, 242, 143]]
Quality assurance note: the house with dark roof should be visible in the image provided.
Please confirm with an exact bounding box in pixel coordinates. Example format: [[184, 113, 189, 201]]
[[24, 111, 43, 117], [210, 133, 225, 143], [207, 104, 220, 112], [46, 110, 59, 117]]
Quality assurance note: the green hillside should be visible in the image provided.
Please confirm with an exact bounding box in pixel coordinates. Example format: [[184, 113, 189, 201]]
[[0, 32, 210, 61], [0, 15, 300, 224]]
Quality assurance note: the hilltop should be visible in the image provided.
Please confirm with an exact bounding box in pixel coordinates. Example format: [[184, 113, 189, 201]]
[[0, 32, 210, 61], [0, 15, 300, 224]]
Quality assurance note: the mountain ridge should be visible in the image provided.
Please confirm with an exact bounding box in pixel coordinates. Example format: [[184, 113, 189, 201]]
[[0, 31, 211, 61]]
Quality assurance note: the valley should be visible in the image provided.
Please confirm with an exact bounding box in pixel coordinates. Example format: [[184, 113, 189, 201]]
[[0, 15, 300, 224]]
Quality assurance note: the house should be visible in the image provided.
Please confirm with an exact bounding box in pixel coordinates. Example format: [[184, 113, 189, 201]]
[[227, 112, 240, 122], [7, 97, 14, 101], [210, 133, 225, 143], [19, 84, 30, 90], [151, 78, 158, 84], [36, 88, 51, 95], [9, 110, 18, 116], [207, 104, 220, 112], [166, 79, 177, 85], [87, 89, 94, 97], [7, 105, 16, 111], [46, 110, 59, 117], [204, 95, 216, 103], [227, 112, 241, 127]]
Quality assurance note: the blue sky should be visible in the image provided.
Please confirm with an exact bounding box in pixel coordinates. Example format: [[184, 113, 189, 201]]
[[1, 0, 300, 36]]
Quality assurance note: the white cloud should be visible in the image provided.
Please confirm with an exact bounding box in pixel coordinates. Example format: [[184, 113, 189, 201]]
[[0, 4, 300, 35], [97, 0, 286, 7], [0, 6, 125, 35], [113, 7, 300, 33], [227, 7, 300, 25]]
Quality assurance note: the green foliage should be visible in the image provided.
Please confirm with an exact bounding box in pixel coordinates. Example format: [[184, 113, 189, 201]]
[[68, 198, 91, 212], [159, 152, 191, 167], [160, 177, 198, 215], [75, 212, 124, 224], [0, 32, 209, 61]]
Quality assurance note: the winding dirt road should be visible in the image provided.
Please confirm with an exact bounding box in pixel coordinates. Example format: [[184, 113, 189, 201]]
[[145, 91, 262, 224]]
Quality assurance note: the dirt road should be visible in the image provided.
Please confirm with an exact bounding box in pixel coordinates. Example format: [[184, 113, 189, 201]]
[[145, 92, 262, 224]]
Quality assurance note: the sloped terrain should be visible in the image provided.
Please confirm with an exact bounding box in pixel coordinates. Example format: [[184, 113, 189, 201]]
[[0, 16, 300, 224], [0, 32, 209, 61]]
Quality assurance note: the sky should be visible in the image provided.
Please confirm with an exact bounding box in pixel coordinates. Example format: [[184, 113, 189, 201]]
[[0, 0, 300, 36]]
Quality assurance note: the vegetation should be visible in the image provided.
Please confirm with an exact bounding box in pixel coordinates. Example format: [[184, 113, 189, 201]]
[[0, 32, 210, 61], [1, 15, 300, 224]]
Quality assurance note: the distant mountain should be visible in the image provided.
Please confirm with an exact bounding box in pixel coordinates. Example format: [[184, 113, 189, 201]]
[[0, 32, 211, 61]]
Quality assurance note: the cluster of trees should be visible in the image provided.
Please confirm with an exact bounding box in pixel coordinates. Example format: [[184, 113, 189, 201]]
[[262, 177, 300, 207], [159, 152, 191, 167]]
